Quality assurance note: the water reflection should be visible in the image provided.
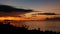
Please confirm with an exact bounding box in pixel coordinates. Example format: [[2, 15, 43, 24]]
[[4, 20, 59, 32], [22, 20, 60, 32]]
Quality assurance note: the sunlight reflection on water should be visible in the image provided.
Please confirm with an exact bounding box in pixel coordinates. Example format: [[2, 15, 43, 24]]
[[1, 20, 60, 32], [23, 20, 60, 32]]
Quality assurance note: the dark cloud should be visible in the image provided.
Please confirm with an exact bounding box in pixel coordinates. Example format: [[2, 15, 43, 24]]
[[0, 5, 33, 12], [0, 5, 33, 16], [37, 13, 56, 15], [44, 13, 56, 15], [46, 17, 60, 20]]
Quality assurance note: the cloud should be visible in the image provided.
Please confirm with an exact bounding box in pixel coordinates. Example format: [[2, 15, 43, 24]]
[[0, 5, 33, 16], [46, 17, 60, 20]]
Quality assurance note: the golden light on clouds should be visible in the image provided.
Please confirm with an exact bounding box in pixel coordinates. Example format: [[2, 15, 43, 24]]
[[30, 5, 60, 14]]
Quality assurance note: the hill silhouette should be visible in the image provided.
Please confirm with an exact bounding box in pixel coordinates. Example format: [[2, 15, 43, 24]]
[[0, 22, 59, 34], [0, 5, 33, 13]]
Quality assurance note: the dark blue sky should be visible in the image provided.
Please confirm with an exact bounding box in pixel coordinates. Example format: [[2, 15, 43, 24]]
[[0, 0, 60, 14]]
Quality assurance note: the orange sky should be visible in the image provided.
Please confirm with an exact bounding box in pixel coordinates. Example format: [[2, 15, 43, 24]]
[[0, 17, 45, 21], [0, 15, 55, 21]]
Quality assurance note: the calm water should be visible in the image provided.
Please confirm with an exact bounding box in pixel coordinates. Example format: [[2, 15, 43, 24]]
[[2, 20, 60, 32], [21, 20, 60, 32]]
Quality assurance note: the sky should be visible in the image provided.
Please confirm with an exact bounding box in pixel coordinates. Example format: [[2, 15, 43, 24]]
[[0, 0, 60, 14]]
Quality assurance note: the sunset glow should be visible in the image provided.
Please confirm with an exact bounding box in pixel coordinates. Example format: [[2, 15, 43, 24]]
[[0, 16, 45, 21], [0, 0, 60, 32], [0, 15, 55, 21], [0, 17, 20, 20]]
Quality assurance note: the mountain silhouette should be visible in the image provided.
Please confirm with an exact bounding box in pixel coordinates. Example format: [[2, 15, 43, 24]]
[[0, 5, 33, 13]]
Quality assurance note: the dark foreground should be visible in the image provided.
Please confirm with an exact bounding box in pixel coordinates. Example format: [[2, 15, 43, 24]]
[[0, 22, 60, 34]]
